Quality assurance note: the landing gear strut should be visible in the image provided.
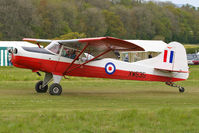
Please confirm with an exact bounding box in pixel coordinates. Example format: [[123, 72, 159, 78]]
[[35, 72, 63, 95], [165, 82, 185, 93]]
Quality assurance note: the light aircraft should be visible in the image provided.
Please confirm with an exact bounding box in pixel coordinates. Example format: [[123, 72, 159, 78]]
[[9, 37, 189, 95]]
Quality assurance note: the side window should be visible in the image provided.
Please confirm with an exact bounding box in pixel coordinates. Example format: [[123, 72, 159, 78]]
[[61, 47, 77, 59], [61, 47, 70, 58]]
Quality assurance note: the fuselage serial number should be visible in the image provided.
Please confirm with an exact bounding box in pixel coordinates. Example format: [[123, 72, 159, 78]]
[[128, 71, 146, 78]]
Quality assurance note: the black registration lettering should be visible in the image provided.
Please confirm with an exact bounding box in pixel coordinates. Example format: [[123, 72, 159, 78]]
[[129, 71, 146, 78]]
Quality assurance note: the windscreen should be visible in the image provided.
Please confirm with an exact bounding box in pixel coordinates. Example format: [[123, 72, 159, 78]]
[[46, 41, 61, 54]]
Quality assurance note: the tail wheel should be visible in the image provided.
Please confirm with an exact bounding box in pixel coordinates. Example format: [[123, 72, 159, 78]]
[[179, 87, 185, 93], [49, 83, 62, 95], [35, 81, 48, 93]]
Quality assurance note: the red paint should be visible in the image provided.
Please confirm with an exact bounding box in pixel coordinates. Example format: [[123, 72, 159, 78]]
[[193, 60, 199, 65], [163, 50, 168, 62], [37, 43, 41, 48], [78, 37, 145, 51], [108, 67, 112, 71], [11, 55, 186, 82]]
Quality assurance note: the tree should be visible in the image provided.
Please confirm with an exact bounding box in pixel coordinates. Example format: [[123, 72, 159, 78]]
[[112, 5, 137, 39], [133, 6, 155, 39], [59, 0, 79, 32], [77, 8, 107, 37], [0, 0, 199, 43], [0, 0, 37, 40], [54, 32, 86, 40], [103, 10, 126, 38], [35, 0, 72, 38], [85, 0, 111, 9]]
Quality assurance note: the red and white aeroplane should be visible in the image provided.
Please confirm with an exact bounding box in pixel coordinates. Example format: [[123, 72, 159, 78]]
[[9, 37, 189, 95]]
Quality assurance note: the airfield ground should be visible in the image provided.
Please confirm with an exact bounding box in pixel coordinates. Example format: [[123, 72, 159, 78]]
[[0, 66, 199, 132]]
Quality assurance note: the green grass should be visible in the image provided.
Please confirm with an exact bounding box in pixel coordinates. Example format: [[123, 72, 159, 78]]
[[184, 44, 199, 49], [0, 66, 199, 132], [184, 44, 199, 54]]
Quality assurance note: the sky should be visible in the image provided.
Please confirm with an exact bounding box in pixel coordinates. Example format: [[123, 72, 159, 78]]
[[147, 0, 199, 7]]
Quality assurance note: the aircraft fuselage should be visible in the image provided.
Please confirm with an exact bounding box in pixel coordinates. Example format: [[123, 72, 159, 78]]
[[11, 46, 186, 82]]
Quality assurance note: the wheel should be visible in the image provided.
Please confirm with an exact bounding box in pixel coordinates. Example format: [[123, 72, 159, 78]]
[[35, 81, 48, 93], [179, 87, 185, 93], [49, 83, 62, 95]]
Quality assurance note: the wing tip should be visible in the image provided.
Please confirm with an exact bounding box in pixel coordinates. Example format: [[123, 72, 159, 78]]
[[23, 38, 37, 42], [23, 38, 52, 43]]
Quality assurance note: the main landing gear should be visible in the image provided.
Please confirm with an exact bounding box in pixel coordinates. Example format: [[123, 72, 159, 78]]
[[35, 81, 48, 93], [49, 83, 62, 95], [165, 82, 185, 93], [35, 72, 63, 95]]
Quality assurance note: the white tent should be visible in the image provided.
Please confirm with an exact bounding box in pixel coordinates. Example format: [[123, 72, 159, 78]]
[[121, 40, 168, 62], [0, 41, 37, 66], [0, 41, 37, 47]]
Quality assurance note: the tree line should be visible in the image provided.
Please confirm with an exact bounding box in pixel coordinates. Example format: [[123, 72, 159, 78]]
[[0, 0, 199, 44]]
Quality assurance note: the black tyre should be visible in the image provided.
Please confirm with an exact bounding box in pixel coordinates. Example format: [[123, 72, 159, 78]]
[[49, 83, 62, 95], [35, 81, 48, 93], [179, 87, 185, 93]]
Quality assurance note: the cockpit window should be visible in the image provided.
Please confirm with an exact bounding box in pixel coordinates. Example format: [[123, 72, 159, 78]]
[[46, 42, 61, 54], [61, 47, 77, 59], [61, 48, 70, 58]]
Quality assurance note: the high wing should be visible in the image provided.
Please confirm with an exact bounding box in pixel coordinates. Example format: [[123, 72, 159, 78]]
[[23, 37, 145, 51], [23, 38, 52, 43]]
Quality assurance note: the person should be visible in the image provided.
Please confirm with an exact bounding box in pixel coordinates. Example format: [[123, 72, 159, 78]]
[[134, 53, 141, 62], [148, 53, 152, 58], [114, 51, 120, 59], [61, 48, 70, 58], [65, 49, 70, 57], [124, 54, 129, 62], [70, 50, 76, 59]]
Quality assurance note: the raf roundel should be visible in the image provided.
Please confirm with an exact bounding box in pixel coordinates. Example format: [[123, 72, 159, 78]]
[[105, 62, 116, 75]]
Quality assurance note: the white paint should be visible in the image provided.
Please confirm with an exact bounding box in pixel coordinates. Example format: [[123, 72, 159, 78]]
[[125, 40, 168, 52], [1, 50, 3, 66], [0, 41, 38, 47], [5, 50, 7, 66], [53, 75, 62, 83], [14, 41, 189, 80]]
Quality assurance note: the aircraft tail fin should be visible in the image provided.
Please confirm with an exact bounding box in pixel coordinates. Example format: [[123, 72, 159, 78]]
[[153, 42, 189, 73], [138, 41, 189, 78]]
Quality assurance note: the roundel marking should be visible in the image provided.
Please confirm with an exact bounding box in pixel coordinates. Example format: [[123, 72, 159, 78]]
[[105, 62, 116, 75]]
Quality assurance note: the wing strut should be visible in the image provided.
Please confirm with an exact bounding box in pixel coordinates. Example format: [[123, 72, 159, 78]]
[[64, 48, 111, 77], [63, 43, 89, 75]]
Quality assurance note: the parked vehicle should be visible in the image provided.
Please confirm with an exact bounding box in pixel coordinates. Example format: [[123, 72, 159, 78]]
[[187, 54, 199, 65]]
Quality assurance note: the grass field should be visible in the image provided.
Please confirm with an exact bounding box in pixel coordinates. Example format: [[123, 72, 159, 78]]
[[0, 66, 199, 133], [184, 44, 199, 54], [184, 44, 199, 49]]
